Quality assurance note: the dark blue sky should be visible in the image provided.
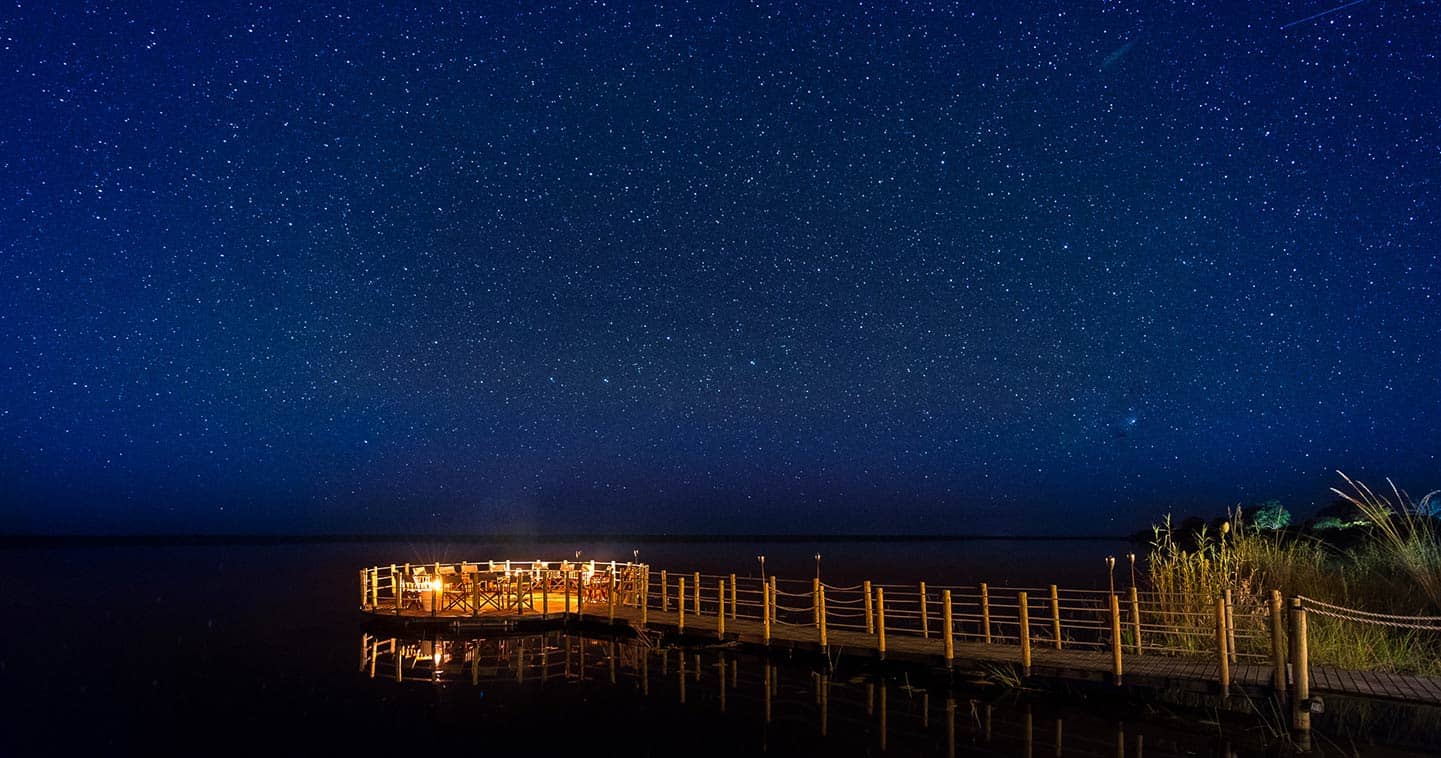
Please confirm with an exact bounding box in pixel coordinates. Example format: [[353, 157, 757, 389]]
[[2, 1, 1437, 535]]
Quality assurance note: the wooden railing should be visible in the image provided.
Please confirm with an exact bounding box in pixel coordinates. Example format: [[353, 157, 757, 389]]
[[639, 571, 1282, 682]]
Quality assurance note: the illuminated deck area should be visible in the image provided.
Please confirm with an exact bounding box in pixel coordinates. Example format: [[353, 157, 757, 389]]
[[359, 560, 645, 622]]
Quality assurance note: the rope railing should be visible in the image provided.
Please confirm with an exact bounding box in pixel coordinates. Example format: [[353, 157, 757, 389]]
[[1297, 596, 1441, 631]]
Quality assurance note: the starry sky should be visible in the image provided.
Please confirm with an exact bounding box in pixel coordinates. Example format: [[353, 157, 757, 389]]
[[2, 1, 1438, 535]]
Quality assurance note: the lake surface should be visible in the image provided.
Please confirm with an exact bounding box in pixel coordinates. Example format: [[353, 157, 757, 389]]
[[2, 541, 1437, 755]]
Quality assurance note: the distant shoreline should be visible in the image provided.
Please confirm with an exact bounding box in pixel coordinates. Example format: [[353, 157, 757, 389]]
[[0, 533, 1130, 548]]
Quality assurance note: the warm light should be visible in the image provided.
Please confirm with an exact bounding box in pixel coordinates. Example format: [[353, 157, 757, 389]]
[[430, 578, 443, 593]]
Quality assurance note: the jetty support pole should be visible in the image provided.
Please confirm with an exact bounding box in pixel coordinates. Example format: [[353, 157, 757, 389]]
[[1050, 585, 1062, 650], [641, 567, 649, 627], [981, 583, 992, 643], [576, 570, 584, 621], [942, 590, 955, 665], [729, 573, 737, 619], [864, 581, 874, 634], [564, 570, 572, 615], [1018, 591, 1031, 675], [1129, 586, 1143, 654], [769, 577, 777, 623], [1270, 590, 1286, 694], [920, 582, 930, 639], [609, 573, 617, 623], [718, 578, 726, 639], [876, 586, 887, 658], [360, 568, 367, 608], [693, 572, 701, 616], [1215, 596, 1230, 691], [762, 581, 772, 644], [677, 577, 686, 633], [660, 570, 668, 612], [1290, 598, 1311, 733], [813, 578, 821, 627], [818, 585, 828, 650], [542, 571, 549, 619], [1110, 593, 1123, 684]]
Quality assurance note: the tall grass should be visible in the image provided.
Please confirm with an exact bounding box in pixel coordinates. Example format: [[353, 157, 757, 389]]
[[1331, 472, 1441, 612], [1145, 474, 1441, 674]]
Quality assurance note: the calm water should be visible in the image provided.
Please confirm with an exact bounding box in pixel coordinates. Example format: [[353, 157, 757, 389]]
[[1, 542, 1437, 755]]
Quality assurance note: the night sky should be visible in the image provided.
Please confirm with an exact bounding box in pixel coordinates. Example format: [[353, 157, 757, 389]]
[[2, 1, 1437, 535]]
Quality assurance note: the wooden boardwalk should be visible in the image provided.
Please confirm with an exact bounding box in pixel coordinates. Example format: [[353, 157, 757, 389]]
[[610, 607, 1441, 707], [358, 560, 1441, 710]]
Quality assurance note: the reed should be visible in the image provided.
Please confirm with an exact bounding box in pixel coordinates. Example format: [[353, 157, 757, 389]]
[[1144, 474, 1441, 674]]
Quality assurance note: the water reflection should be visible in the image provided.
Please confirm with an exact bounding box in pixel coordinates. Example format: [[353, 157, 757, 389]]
[[356, 628, 1430, 756]]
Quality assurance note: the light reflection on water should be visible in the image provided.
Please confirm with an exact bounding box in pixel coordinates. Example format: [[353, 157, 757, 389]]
[[356, 626, 1440, 757]]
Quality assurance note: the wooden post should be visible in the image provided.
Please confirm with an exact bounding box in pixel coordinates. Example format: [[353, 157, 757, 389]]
[[1049, 585, 1062, 650], [729, 573, 737, 619], [1270, 590, 1286, 694], [864, 580, 874, 634], [769, 577, 777, 623], [576, 571, 584, 621], [1216, 596, 1230, 691], [693, 572, 701, 616], [1129, 586, 1143, 654], [717, 579, 726, 638], [564, 570, 572, 615], [390, 564, 398, 615], [660, 570, 669, 612], [876, 586, 887, 657], [813, 578, 821, 627], [942, 590, 955, 664], [396, 565, 405, 616], [1225, 588, 1237, 663], [818, 585, 828, 649], [677, 576, 686, 633], [1290, 598, 1311, 732], [762, 581, 772, 644], [360, 568, 368, 608], [369, 568, 378, 607], [608, 573, 617, 623], [1110, 593, 1123, 684], [981, 583, 992, 643], [920, 582, 930, 639], [1018, 591, 1031, 674], [542, 570, 549, 618]]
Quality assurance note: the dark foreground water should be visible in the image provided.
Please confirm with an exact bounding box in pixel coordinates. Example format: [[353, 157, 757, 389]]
[[1, 541, 1438, 755]]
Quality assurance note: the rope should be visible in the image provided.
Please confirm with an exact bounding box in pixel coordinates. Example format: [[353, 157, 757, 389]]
[[1297, 596, 1441, 630]]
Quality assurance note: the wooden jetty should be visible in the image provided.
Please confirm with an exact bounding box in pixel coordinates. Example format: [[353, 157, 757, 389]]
[[358, 560, 1441, 723]]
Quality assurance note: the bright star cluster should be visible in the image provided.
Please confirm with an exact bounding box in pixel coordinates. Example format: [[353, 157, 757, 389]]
[[1, 2, 1436, 534]]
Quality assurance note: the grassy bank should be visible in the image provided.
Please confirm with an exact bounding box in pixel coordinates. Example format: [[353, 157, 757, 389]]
[[1144, 474, 1441, 676]]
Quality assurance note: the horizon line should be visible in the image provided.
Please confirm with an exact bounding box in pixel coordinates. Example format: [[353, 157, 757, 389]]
[[0, 532, 1133, 548]]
